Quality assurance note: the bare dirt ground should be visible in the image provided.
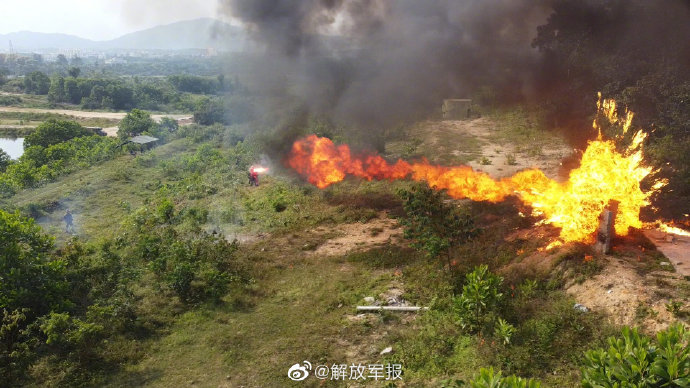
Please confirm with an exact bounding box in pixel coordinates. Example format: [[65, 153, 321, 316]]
[[644, 229, 690, 277], [0, 125, 33, 129], [309, 214, 404, 257], [414, 118, 573, 180], [0, 106, 189, 121], [499, 238, 686, 334], [565, 256, 682, 333]]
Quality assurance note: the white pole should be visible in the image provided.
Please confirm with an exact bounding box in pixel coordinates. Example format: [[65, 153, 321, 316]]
[[356, 306, 429, 312]]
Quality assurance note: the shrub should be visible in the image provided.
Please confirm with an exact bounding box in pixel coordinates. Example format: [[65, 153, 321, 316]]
[[0, 210, 68, 382], [117, 109, 156, 139], [470, 367, 541, 388], [168, 262, 195, 302], [24, 119, 91, 148], [199, 269, 231, 302], [454, 265, 503, 333], [156, 197, 175, 222], [581, 324, 690, 387], [495, 318, 516, 345], [23, 71, 50, 94]]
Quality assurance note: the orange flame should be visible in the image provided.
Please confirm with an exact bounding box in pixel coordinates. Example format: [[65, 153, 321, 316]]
[[250, 166, 269, 174], [287, 99, 661, 244]]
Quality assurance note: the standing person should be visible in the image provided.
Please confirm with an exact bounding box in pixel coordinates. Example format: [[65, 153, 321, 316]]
[[249, 166, 259, 186], [63, 209, 74, 234]]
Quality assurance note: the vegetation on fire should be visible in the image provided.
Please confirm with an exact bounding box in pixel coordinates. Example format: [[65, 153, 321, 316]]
[[2, 5, 690, 384]]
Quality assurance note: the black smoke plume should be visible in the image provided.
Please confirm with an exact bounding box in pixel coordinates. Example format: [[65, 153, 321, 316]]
[[219, 0, 552, 128]]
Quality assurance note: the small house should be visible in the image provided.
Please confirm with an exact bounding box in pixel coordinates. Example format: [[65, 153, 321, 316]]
[[442, 99, 472, 120]]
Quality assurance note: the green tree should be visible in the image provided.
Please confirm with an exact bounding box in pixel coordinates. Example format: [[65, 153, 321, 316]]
[[0, 148, 10, 172], [159, 117, 179, 133], [24, 119, 90, 148], [47, 76, 66, 103], [0, 67, 8, 86], [23, 71, 50, 95], [67, 66, 80, 78], [193, 97, 226, 125], [64, 78, 81, 104], [56, 54, 68, 66], [117, 109, 155, 139], [106, 83, 134, 110], [397, 183, 477, 268]]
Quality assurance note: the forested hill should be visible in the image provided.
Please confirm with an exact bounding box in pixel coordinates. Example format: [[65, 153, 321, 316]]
[[0, 18, 246, 51]]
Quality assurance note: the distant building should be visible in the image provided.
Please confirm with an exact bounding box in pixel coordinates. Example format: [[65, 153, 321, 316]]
[[442, 99, 472, 120], [118, 135, 160, 153], [105, 57, 127, 65]]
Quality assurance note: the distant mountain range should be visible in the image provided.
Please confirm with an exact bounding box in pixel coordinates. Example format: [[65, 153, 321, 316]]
[[0, 18, 248, 52]]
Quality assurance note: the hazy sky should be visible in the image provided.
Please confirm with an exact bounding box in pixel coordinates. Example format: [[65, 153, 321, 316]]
[[0, 0, 221, 40]]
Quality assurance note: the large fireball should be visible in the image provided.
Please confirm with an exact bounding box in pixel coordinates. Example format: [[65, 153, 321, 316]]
[[287, 97, 662, 244]]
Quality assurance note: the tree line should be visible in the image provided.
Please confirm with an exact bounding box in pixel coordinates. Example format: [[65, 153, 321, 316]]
[[12, 70, 247, 113]]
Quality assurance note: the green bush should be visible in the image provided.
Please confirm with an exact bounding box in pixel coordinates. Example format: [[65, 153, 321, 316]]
[[125, 201, 249, 304], [168, 262, 195, 302], [470, 367, 541, 388], [495, 318, 516, 345], [156, 197, 175, 222], [24, 119, 91, 148], [582, 324, 690, 387], [193, 97, 226, 125], [39, 312, 103, 350], [0, 210, 68, 382], [454, 265, 503, 333], [23, 71, 50, 94], [117, 109, 156, 139]]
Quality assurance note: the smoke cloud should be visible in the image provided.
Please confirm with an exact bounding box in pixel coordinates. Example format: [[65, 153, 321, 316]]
[[219, 0, 552, 128]]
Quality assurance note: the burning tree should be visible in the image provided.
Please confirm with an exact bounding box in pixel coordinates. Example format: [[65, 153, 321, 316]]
[[397, 183, 477, 269]]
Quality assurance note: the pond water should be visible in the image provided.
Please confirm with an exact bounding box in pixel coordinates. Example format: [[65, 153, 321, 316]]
[[0, 138, 25, 159]]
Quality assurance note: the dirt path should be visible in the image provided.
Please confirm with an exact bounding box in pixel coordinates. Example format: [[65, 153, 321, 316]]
[[0, 106, 189, 121], [0, 107, 191, 137]]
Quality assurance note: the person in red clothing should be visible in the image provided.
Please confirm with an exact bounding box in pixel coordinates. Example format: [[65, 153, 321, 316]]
[[248, 166, 259, 186]]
